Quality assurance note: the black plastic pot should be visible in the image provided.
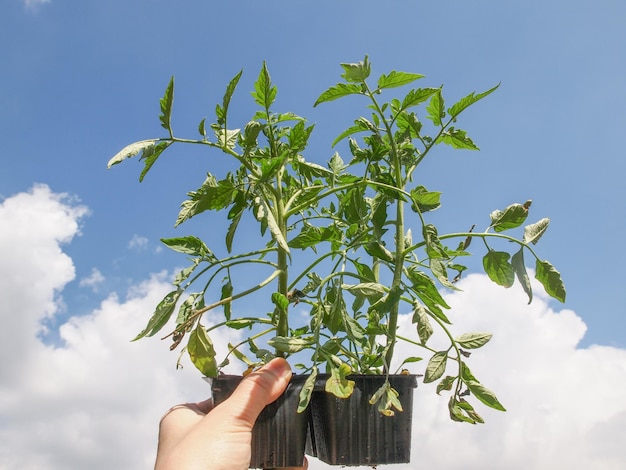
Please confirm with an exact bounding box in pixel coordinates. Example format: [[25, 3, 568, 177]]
[[306, 374, 418, 466], [210, 374, 310, 469]]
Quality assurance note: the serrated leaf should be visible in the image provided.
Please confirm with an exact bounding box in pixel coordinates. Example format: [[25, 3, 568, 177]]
[[426, 89, 445, 126], [107, 139, 159, 169], [466, 381, 506, 411], [340, 55, 371, 83], [133, 289, 181, 340], [424, 351, 448, 383], [377, 71, 424, 90], [483, 250, 515, 287], [217, 70, 243, 125], [455, 332, 493, 349], [159, 76, 175, 135], [314, 83, 363, 107], [512, 248, 533, 304], [524, 218, 550, 244], [535, 259, 566, 302], [402, 87, 439, 113], [252, 61, 276, 109], [437, 128, 479, 150], [447, 83, 500, 118], [187, 325, 218, 377]]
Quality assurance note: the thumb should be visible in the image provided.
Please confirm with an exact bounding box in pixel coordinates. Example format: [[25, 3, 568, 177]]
[[219, 357, 293, 428]]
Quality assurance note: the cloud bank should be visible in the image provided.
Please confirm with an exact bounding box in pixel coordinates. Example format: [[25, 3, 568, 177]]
[[1, 185, 625, 469]]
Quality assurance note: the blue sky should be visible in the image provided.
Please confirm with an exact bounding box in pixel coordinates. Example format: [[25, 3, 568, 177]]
[[1, 1, 626, 468]]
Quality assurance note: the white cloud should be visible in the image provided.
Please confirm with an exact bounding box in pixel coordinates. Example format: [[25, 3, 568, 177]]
[[128, 234, 149, 251], [23, 0, 50, 10], [79, 267, 105, 292], [1, 185, 625, 469]]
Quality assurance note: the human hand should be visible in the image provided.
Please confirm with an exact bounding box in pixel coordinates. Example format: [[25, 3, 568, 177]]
[[155, 357, 308, 470]]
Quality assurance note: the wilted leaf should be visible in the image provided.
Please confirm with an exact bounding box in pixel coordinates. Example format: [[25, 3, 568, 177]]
[[524, 218, 550, 245], [133, 289, 181, 340], [325, 362, 355, 398], [511, 248, 533, 303], [187, 325, 218, 377]]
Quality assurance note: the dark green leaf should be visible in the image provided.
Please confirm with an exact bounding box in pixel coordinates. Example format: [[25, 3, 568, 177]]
[[198, 118, 207, 139], [483, 250, 515, 287], [159, 76, 175, 135], [221, 280, 233, 320], [535, 259, 566, 302], [176, 174, 238, 227], [187, 325, 218, 377], [217, 70, 243, 125]]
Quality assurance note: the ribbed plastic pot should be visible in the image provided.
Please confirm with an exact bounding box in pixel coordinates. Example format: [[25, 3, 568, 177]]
[[306, 374, 418, 466], [210, 374, 310, 469]]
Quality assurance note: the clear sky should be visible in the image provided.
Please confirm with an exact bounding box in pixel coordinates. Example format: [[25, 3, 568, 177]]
[[1, 1, 625, 468]]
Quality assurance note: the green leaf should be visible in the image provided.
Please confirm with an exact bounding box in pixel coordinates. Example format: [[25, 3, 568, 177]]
[[377, 71, 424, 90], [447, 83, 500, 118], [264, 204, 290, 254], [138, 141, 173, 182], [341, 282, 386, 298], [161, 236, 210, 257], [314, 83, 363, 107], [448, 397, 478, 424], [455, 332, 493, 349], [364, 241, 395, 263], [288, 120, 315, 153], [426, 89, 445, 126], [437, 128, 479, 150], [159, 76, 175, 135], [511, 248, 533, 304], [340, 55, 371, 83], [252, 61, 276, 109], [466, 381, 506, 411], [483, 250, 515, 287], [436, 375, 456, 395], [216, 70, 243, 126], [401, 87, 439, 112], [490, 203, 529, 232], [107, 139, 159, 169], [524, 217, 550, 245], [423, 224, 448, 259], [133, 289, 181, 340], [175, 293, 201, 325], [267, 336, 312, 353], [221, 280, 233, 320], [424, 351, 448, 383], [325, 362, 355, 398], [410, 185, 441, 213], [271, 292, 289, 311], [297, 368, 318, 413], [198, 118, 207, 139], [176, 174, 237, 227], [535, 259, 566, 302], [187, 325, 218, 377]]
